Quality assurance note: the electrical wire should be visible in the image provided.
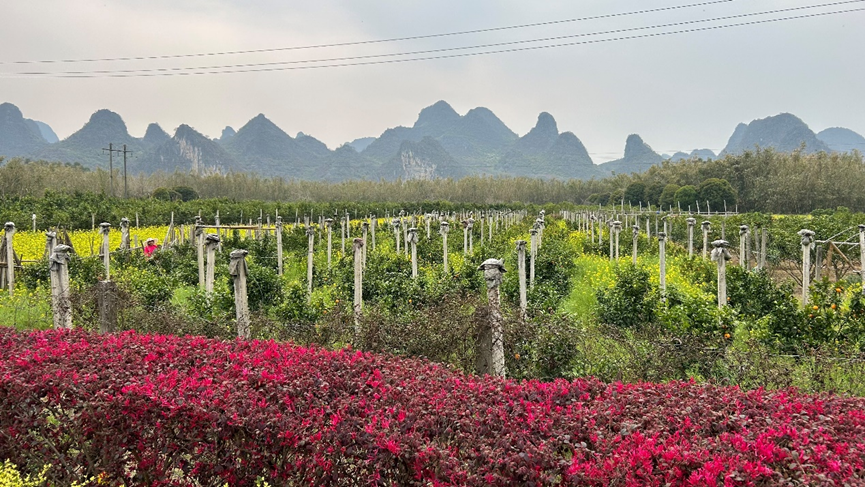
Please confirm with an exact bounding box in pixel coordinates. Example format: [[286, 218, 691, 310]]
[[0, 0, 736, 65], [9, 0, 862, 77], [2, 7, 860, 79]]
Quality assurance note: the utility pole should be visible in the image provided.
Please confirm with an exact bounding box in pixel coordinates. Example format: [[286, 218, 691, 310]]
[[101, 143, 121, 197], [121, 144, 133, 199]]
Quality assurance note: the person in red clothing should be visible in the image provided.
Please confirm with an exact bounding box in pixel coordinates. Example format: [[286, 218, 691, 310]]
[[143, 238, 160, 258]]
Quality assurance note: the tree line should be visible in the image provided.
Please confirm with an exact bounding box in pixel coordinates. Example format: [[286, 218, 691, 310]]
[[0, 147, 862, 216]]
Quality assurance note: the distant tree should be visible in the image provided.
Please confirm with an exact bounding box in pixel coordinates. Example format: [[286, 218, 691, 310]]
[[698, 178, 737, 211], [152, 187, 181, 201], [673, 185, 698, 209], [623, 182, 647, 206], [588, 193, 610, 206], [609, 189, 625, 207], [172, 185, 199, 202], [643, 181, 665, 207], [658, 184, 680, 210]]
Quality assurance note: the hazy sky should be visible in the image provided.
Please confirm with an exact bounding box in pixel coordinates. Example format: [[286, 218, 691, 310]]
[[2, 0, 863, 162]]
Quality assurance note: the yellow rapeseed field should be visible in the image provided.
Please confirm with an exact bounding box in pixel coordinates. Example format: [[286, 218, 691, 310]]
[[10, 226, 171, 261]]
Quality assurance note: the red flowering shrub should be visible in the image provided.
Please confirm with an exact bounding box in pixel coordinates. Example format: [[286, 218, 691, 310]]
[[1, 328, 864, 486]]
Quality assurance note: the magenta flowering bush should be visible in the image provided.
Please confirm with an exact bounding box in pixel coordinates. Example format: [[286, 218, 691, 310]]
[[0, 328, 864, 486]]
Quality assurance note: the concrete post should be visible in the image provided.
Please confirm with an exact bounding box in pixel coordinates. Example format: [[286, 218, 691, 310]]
[[658, 232, 667, 297], [536, 217, 545, 249], [371, 215, 377, 250], [353, 237, 364, 334], [4, 222, 15, 296], [426, 214, 431, 240], [230, 249, 250, 339], [306, 226, 315, 302], [341, 216, 346, 256], [702, 221, 711, 259], [799, 229, 815, 305], [195, 217, 204, 288], [100, 222, 111, 280], [608, 221, 615, 261], [324, 218, 334, 268], [120, 217, 130, 250], [361, 222, 369, 268], [760, 227, 768, 269], [204, 234, 220, 294], [711, 240, 732, 307], [590, 216, 596, 244], [467, 217, 475, 254], [392, 218, 401, 254], [480, 215, 484, 246], [462, 220, 469, 255], [49, 244, 73, 329], [860, 225, 865, 294], [686, 218, 696, 258], [632, 225, 640, 264], [530, 227, 538, 288], [739, 225, 749, 268], [516, 240, 527, 320], [613, 220, 622, 260], [477, 258, 507, 377], [276, 216, 284, 276], [44, 231, 56, 260], [408, 227, 419, 278], [440, 221, 450, 273]]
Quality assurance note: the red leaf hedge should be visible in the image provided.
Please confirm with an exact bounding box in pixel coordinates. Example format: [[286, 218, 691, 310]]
[[1, 329, 864, 486]]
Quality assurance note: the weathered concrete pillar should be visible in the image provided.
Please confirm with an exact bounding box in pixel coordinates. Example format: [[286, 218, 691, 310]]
[[860, 225, 865, 294], [608, 221, 615, 261], [204, 234, 220, 294], [477, 258, 507, 377], [739, 225, 749, 268], [371, 215, 377, 250], [120, 217, 130, 250], [799, 229, 815, 305], [340, 216, 346, 256], [536, 217, 545, 249], [49, 244, 73, 329], [392, 218, 401, 254], [324, 218, 334, 268], [100, 222, 111, 280], [613, 220, 622, 260], [480, 215, 484, 246], [408, 227, 419, 278], [462, 220, 469, 255], [275, 216, 284, 276], [711, 240, 732, 307], [530, 227, 538, 288], [401, 213, 409, 256], [632, 225, 640, 264], [590, 216, 596, 244], [516, 240, 527, 320], [658, 232, 667, 297], [4, 222, 15, 296], [467, 217, 475, 254], [44, 230, 56, 259], [230, 249, 250, 339], [440, 221, 450, 273], [760, 227, 768, 269], [306, 226, 315, 302], [702, 221, 711, 259], [686, 218, 696, 258], [425, 214, 431, 240], [353, 237, 364, 334], [195, 217, 204, 288], [361, 222, 369, 268]]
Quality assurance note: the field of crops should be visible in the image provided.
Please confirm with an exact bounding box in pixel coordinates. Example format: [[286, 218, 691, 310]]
[[1, 204, 865, 484]]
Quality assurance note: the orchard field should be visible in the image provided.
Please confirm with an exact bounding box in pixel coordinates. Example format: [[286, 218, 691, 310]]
[[2, 198, 865, 485]]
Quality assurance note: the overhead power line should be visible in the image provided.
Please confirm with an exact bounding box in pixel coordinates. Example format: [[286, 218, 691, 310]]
[[0, 0, 735, 65], [8, 0, 862, 77], [3, 7, 861, 79]]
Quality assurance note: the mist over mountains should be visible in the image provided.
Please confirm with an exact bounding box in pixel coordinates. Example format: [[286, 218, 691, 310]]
[[0, 101, 861, 181]]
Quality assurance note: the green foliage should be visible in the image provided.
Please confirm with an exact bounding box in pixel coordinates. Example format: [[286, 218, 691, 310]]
[[623, 182, 647, 205], [658, 183, 679, 209], [673, 185, 698, 209], [698, 178, 737, 210], [596, 264, 657, 329]]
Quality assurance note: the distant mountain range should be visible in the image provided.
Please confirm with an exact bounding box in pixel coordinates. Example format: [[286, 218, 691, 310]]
[[0, 101, 862, 181]]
